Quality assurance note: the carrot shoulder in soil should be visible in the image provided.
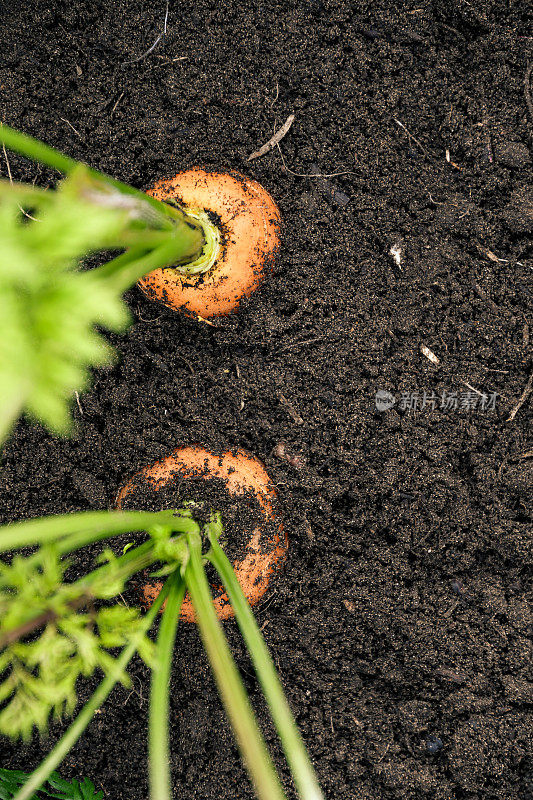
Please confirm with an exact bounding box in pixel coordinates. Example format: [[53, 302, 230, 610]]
[[116, 446, 288, 622], [137, 169, 281, 319]]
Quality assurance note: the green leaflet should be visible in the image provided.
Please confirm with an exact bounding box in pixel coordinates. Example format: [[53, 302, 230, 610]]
[[0, 546, 153, 741], [0, 169, 132, 437], [0, 769, 103, 800]]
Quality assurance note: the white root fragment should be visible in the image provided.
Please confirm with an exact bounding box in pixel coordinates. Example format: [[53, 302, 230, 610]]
[[462, 381, 486, 398], [389, 242, 403, 268], [247, 113, 295, 161], [507, 372, 533, 422], [420, 344, 440, 365]]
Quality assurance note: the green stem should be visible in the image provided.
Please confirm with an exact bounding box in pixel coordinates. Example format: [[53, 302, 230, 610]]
[[94, 237, 199, 292], [54, 512, 199, 558], [148, 571, 186, 800], [207, 537, 324, 800], [13, 580, 173, 800], [0, 519, 199, 649], [0, 510, 180, 553], [184, 532, 287, 800], [0, 123, 194, 226], [0, 541, 154, 651], [93, 245, 151, 282], [0, 123, 205, 268], [0, 123, 78, 176]]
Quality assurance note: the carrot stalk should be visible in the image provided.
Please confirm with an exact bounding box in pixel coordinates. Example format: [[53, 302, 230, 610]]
[[95, 237, 204, 293], [0, 124, 206, 275], [0, 509, 189, 553], [148, 571, 186, 800], [207, 535, 324, 800], [184, 531, 287, 800], [12, 579, 173, 800], [0, 123, 199, 228], [0, 525, 197, 651]]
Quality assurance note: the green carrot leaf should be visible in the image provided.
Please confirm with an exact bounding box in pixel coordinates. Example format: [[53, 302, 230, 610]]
[[0, 768, 103, 800]]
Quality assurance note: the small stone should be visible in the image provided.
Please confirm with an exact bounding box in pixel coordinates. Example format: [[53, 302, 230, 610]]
[[426, 735, 443, 754], [502, 189, 533, 234], [451, 578, 467, 595], [495, 141, 531, 170]]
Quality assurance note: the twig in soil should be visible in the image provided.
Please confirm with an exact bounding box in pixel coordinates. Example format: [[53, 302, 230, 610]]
[[275, 141, 356, 178], [275, 336, 327, 353], [473, 283, 499, 314], [309, 164, 350, 205], [444, 148, 462, 170], [195, 313, 217, 326], [111, 92, 125, 116], [507, 371, 533, 422], [392, 116, 429, 157], [269, 81, 280, 107], [376, 739, 392, 763], [442, 600, 460, 618], [247, 114, 295, 161], [74, 391, 83, 415], [512, 449, 533, 460], [474, 242, 505, 264], [461, 381, 487, 399], [524, 62, 533, 125], [176, 353, 195, 374], [420, 344, 440, 365], [123, 0, 169, 65], [123, 675, 145, 707], [434, 667, 467, 684], [256, 589, 278, 617], [136, 312, 161, 323], [1, 128, 37, 221], [59, 117, 82, 138]]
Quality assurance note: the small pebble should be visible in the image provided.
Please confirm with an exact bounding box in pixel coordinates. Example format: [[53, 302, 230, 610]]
[[502, 189, 533, 234], [495, 141, 531, 170], [426, 736, 443, 754], [451, 578, 466, 595], [273, 442, 305, 469]]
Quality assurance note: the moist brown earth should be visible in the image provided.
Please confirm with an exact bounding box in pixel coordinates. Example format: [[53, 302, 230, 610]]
[[0, 1, 532, 799]]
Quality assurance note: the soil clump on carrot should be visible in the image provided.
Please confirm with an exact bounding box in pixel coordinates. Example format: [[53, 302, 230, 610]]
[[119, 465, 279, 572]]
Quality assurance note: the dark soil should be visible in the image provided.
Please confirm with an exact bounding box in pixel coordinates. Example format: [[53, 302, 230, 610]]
[[1, 1, 532, 799]]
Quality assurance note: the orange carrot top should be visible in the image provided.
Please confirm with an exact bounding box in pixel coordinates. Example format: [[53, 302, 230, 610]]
[[137, 170, 281, 319], [116, 445, 287, 622]]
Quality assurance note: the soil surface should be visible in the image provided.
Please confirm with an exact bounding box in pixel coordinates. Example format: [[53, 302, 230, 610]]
[[0, 1, 532, 799]]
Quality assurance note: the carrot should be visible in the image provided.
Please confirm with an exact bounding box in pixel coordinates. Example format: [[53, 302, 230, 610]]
[[116, 446, 288, 622], [137, 169, 281, 319]]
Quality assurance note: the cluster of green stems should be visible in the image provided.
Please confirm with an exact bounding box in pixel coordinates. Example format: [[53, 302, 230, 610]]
[[0, 511, 323, 800], [0, 124, 323, 800], [0, 123, 207, 287]]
